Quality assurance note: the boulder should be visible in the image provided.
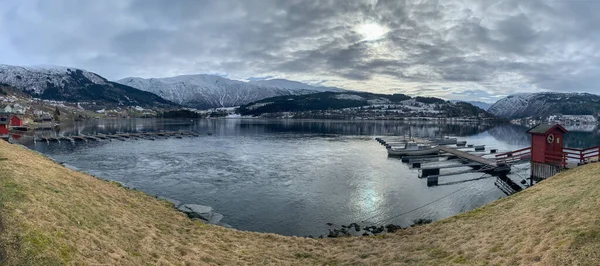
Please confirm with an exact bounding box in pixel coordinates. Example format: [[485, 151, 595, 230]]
[[209, 212, 224, 224], [177, 204, 191, 213], [385, 224, 403, 233], [178, 204, 213, 221]]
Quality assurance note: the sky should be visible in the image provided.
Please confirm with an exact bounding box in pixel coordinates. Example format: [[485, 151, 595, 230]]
[[1, 0, 600, 103]]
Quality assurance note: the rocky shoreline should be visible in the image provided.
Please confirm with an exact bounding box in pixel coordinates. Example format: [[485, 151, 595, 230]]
[[313, 219, 433, 238]]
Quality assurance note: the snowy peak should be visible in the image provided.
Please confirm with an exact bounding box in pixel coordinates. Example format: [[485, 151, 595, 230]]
[[249, 79, 344, 93], [117, 75, 345, 109], [0, 64, 108, 94], [488, 92, 600, 118], [0, 64, 174, 107]]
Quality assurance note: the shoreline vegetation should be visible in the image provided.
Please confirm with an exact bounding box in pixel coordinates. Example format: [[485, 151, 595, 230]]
[[1, 140, 599, 265]]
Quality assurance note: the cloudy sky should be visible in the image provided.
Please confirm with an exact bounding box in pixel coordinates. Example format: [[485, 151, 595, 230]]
[[1, 0, 599, 102]]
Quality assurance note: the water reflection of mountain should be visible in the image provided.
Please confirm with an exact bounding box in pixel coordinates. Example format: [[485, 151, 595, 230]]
[[563, 124, 597, 133], [487, 125, 531, 146], [563, 131, 600, 148], [487, 124, 600, 149], [242, 120, 495, 138], [24, 119, 600, 149], [35, 119, 194, 138], [26, 119, 498, 140]]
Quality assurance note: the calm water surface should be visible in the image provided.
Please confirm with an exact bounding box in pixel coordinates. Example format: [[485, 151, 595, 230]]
[[22, 119, 600, 236]]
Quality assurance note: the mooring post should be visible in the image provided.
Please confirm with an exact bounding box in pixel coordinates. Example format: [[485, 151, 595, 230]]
[[427, 175, 439, 186], [422, 168, 440, 178]]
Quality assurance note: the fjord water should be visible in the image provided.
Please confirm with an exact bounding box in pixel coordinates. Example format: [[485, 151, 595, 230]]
[[28, 119, 600, 237]]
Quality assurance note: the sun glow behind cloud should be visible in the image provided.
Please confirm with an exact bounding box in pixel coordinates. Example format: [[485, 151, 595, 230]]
[[356, 22, 389, 41], [5, 0, 600, 102]]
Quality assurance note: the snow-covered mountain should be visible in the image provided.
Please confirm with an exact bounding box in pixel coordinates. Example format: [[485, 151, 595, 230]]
[[116, 75, 345, 109], [450, 100, 494, 110], [249, 79, 342, 93], [0, 64, 174, 107], [488, 92, 600, 119]]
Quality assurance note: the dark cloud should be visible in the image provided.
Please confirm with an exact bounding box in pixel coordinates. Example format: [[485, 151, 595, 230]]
[[1, 0, 600, 102]]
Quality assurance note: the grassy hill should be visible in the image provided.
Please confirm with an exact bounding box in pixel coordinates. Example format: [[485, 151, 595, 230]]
[[1, 140, 599, 265]]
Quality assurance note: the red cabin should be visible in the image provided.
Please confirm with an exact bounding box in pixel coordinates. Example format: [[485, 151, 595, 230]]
[[0, 113, 9, 135], [10, 115, 23, 127], [527, 124, 568, 165]]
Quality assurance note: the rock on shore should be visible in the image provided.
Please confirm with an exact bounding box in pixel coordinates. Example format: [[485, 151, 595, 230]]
[[175, 203, 228, 226]]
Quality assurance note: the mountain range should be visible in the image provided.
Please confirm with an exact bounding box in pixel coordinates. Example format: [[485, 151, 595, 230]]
[[116, 75, 345, 109], [3, 64, 598, 120], [488, 92, 600, 119], [0, 64, 174, 108]]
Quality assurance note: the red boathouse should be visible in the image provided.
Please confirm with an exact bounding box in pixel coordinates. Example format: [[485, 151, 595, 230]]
[[527, 124, 568, 182], [10, 115, 23, 127], [496, 123, 599, 184], [528, 124, 568, 165], [0, 113, 9, 135]]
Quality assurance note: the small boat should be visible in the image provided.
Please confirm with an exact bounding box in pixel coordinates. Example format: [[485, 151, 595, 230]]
[[456, 140, 467, 147], [385, 142, 407, 149], [387, 142, 440, 157], [434, 137, 458, 145]]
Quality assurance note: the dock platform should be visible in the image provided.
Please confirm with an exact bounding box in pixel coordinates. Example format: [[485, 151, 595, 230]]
[[439, 146, 497, 167]]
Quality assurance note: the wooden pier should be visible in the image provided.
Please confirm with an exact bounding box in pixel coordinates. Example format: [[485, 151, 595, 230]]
[[35, 131, 201, 143], [376, 136, 514, 189], [439, 146, 497, 167]]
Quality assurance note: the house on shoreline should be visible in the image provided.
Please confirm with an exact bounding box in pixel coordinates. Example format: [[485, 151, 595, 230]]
[[0, 112, 24, 136]]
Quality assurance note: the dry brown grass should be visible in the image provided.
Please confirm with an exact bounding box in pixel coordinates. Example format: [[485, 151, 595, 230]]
[[1, 140, 600, 265]]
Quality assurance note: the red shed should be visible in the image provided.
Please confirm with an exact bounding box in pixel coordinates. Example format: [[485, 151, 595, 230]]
[[527, 123, 568, 165], [0, 113, 9, 135], [10, 115, 23, 127]]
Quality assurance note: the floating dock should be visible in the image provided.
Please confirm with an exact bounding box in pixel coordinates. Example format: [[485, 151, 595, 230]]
[[376, 136, 515, 188], [35, 131, 201, 143], [439, 146, 497, 167]]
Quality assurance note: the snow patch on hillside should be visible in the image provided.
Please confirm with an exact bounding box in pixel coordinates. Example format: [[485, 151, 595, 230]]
[[488, 94, 534, 118], [335, 94, 364, 101], [117, 75, 344, 109], [489, 92, 600, 118], [367, 98, 392, 105], [0, 64, 107, 94]]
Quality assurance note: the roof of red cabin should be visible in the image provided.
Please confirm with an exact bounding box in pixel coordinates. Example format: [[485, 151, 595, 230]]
[[527, 123, 568, 135]]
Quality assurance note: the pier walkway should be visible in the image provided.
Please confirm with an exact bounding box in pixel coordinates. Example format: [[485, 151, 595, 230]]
[[439, 146, 497, 167]]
